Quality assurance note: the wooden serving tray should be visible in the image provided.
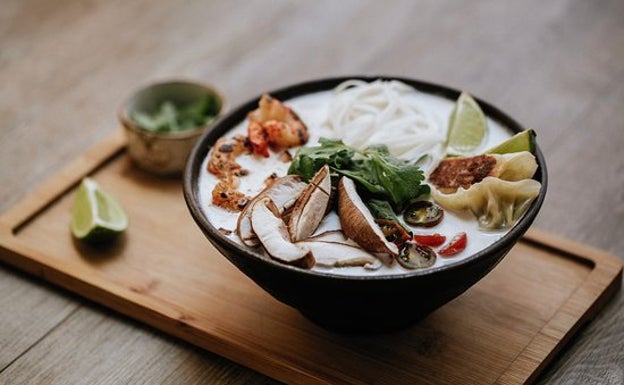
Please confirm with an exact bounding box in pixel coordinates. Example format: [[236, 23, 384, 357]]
[[1, 131, 622, 385]]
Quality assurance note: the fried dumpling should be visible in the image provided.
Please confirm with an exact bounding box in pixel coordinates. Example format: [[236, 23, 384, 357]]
[[429, 151, 538, 193], [432, 176, 541, 230]]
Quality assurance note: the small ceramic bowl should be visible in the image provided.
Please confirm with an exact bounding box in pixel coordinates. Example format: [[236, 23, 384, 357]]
[[119, 80, 226, 176], [184, 76, 548, 332]]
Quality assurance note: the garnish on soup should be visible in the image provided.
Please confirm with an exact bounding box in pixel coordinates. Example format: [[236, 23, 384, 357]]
[[208, 135, 252, 211], [247, 94, 309, 156], [288, 138, 429, 211], [438, 232, 468, 257], [430, 151, 540, 229], [207, 94, 311, 212], [199, 80, 542, 275]]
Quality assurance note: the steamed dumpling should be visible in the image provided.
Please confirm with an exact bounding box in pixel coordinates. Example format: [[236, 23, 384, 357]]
[[429, 151, 538, 193], [433, 176, 541, 230], [490, 152, 538, 182]]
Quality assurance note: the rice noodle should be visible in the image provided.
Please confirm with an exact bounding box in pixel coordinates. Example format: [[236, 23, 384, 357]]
[[327, 79, 445, 170]]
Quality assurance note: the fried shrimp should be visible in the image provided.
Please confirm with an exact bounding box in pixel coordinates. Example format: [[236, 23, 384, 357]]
[[247, 94, 309, 156]]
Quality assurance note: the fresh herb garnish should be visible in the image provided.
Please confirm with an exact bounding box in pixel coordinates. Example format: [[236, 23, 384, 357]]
[[287, 138, 354, 181], [288, 138, 429, 211], [367, 199, 411, 232], [132, 93, 219, 133]]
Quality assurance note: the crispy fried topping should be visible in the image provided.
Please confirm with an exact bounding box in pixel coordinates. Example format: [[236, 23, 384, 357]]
[[208, 135, 252, 212], [211, 178, 249, 211], [429, 155, 497, 193], [208, 135, 251, 178], [208, 94, 309, 211], [247, 94, 309, 157]]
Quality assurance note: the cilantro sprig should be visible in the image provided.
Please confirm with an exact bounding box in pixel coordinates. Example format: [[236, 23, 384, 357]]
[[288, 138, 429, 212]]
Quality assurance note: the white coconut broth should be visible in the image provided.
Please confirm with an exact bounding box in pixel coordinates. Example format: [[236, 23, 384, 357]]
[[198, 89, 514, 276]]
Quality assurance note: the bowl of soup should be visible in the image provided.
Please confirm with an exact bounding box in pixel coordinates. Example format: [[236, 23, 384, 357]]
[[183, 76, 547, 332]]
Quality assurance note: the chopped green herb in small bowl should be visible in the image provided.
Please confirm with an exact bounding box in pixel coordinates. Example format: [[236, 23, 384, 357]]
[[119, 80, 226, 176]]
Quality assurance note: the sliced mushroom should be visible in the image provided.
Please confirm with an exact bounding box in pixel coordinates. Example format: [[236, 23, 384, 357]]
[[250, 197, 314, 268], [337, 177, 399, 265], [288, 165, 332, 241], [237, 175, 306, 247], [297, 241, 381, 270], [307, 230, 359, 247], [397, 242, 436, 269]]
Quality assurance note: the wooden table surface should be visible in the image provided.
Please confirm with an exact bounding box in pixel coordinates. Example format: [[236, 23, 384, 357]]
[[1, 0, 623, 384]]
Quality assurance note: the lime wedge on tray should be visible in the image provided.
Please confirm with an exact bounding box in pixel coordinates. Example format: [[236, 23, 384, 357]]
[[446, 92, 488, 156], [71, 178, 128, 244], [486, 129, 536, 154]]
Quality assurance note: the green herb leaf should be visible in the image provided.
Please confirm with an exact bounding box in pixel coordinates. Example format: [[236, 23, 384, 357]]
[[179, 93, 219, 126], [131, 93, 219, 133], [288, 138, 430, 211], [366, 199, 411, 232], [288, 138, 355, 181], [132, 111, 160, 132], [362, 145, 430, 211]]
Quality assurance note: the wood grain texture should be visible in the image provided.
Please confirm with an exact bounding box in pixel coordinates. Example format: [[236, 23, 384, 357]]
[[0, 267, 77, 371], [0, 305, 276, 385], [0, 137, 621, 384], [1, 0, 623, 384]]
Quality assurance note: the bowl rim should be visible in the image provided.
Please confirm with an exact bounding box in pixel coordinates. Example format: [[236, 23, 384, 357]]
[[183, 75, 548, 282], [118, 78, 228, 140]]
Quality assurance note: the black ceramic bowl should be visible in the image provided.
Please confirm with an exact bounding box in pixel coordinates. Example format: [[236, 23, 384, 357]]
[[183, 76, 547, 332]]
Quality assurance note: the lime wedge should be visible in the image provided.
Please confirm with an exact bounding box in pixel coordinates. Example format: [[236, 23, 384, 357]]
[[71, 178, 128, 244], [446, 92, 488, 156], [486, 129, 536, 154]]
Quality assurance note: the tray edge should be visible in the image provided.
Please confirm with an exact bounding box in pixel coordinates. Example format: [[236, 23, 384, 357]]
[[0, 134, 622, 385], [495, 229, 623, 385]]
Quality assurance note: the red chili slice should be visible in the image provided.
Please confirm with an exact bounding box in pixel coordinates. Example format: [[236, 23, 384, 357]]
[[414, 233, 447, 247], [375, 219, 412, 247], [438, 232, 467, 257]]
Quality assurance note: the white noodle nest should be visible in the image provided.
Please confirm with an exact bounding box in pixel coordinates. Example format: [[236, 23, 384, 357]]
[[327, 79, 445, 170]]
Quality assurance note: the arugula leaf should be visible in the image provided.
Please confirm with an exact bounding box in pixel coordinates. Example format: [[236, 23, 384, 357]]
[[288, 138, 430, 211]]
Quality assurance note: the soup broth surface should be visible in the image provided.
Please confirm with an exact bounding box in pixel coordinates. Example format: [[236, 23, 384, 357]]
[[198, 89, 513, 276]]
